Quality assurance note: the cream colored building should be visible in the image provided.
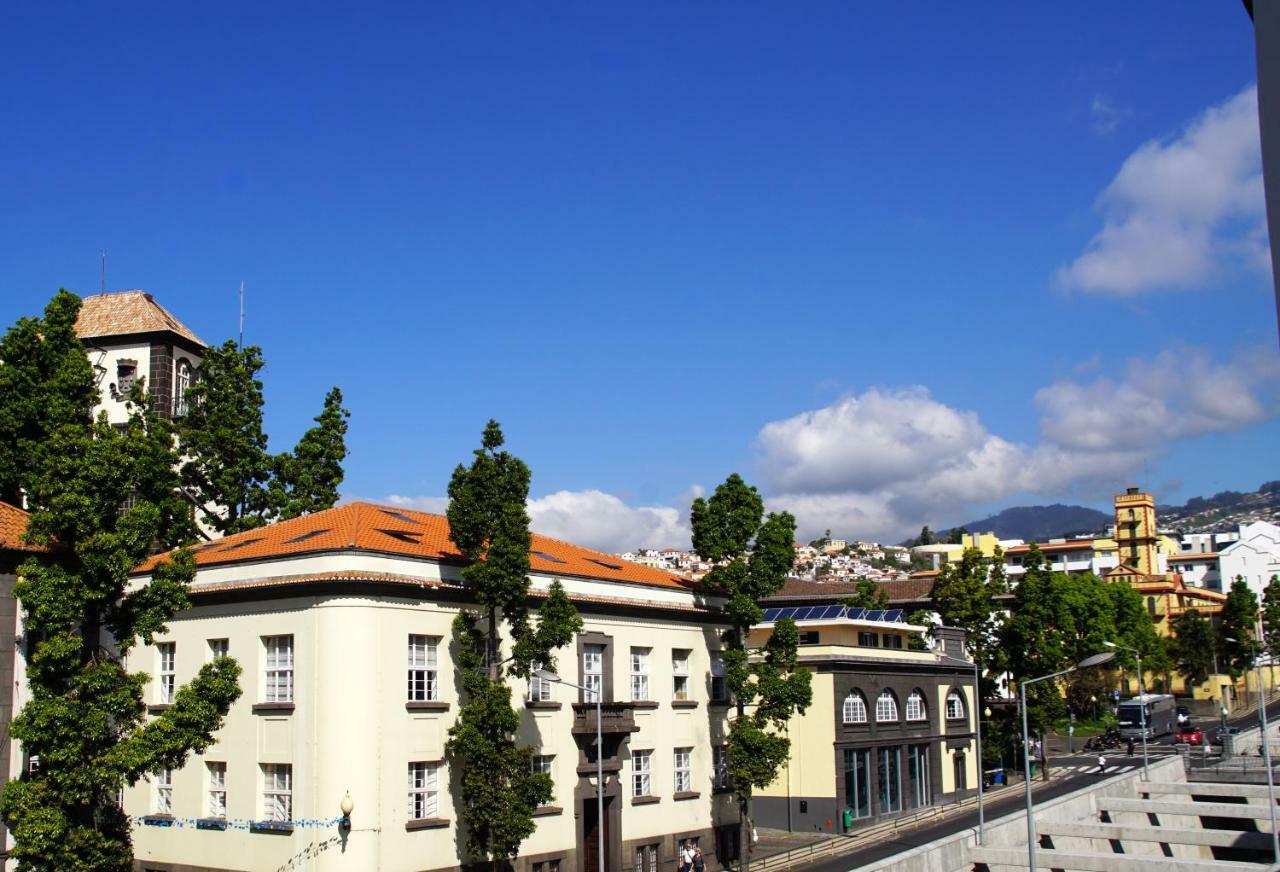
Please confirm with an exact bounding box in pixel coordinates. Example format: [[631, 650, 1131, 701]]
[[749, 608, 978, 835], [122, 502, 737, 872]]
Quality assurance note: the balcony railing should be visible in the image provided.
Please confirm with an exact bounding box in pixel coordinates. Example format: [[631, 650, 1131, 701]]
[[571, 702, 639, 735]]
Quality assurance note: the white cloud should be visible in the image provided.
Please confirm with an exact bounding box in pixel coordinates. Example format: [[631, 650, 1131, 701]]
[[1059, 85, 1266, 295], [757, 346, 1280, 541], [1090, 95, 1129, 136], [383, 494, 450, 513]]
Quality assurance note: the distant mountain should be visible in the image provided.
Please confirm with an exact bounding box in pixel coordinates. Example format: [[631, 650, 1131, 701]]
[[1158, 481, 1280, 532], [949, 504, 1112, 542]]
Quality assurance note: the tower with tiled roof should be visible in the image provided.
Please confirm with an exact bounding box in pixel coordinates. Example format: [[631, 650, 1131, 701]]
[[74, 290, 206, 423]]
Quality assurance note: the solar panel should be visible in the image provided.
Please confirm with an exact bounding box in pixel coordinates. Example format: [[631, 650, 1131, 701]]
[[845, 607, 866, 621], [884, 609, 904, 622], [865, 610, 884, 622], [820, 604, 842, 619], [762, 608, 783, 622]]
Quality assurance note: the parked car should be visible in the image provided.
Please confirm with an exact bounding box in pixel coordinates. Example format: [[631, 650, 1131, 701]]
[[1176, 725, 1204, 746], [1213, 725, 1241, 745], [1176, 705, 1191, 726]]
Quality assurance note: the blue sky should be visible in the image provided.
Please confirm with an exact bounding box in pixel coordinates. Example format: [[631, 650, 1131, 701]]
[[2, 3, 1276, 549]]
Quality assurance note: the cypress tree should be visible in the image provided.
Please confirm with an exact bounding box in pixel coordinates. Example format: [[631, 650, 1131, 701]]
[[271, 386, 350, 520], [690, 474, 810, 872], [444, 420, 582, 867]]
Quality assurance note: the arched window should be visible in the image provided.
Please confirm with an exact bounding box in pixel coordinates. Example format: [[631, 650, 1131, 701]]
[[946, 690, 965, 720], [842, 691, 868, 724], [174, 358, 192, 417], [1146, 596, 1157, 618], [906, 689, 927, 721], [875, 690, 899, 723]]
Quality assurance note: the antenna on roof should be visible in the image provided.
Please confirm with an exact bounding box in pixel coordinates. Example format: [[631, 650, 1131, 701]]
[[100, 249, 106, 293], [238, 280, 245, 346]]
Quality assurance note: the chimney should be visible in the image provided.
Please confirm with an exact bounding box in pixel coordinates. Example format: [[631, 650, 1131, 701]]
[[934, 626, 969, 661]]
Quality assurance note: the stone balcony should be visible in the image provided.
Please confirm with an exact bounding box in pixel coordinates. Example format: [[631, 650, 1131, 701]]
[[571, 701, 639, 736]]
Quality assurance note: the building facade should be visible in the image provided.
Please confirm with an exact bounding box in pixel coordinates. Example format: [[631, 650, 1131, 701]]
[[748, 608, 977, 836], [121, 502, 736, 872]]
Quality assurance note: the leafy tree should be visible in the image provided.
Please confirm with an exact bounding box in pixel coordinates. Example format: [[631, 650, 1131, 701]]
[[0, 290, 97, 505], [1000, 545, 1072, 729], [178, 342, 350, 533], [841, 576, 887, 610], [1219, 576, 1261, 678], [691, 474, 810, 871], [1170, 609, 1216, 688], [945, 526, 969, 545], [907, 609, 934, 651], [176, 341, 273, 534], [444, 421, 582, 867], [1261, 575, 1280, 661], [916, 525, 936, 546], [0, 294, 241, 871], [931, 547, 1003, 692], [270, 386, 350, 520]]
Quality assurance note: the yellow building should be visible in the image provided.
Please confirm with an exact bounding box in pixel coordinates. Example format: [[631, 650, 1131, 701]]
[[749, 609, 977, 835]]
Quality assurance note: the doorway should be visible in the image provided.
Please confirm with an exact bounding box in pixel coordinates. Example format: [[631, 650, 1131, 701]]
[[582, 796, 614, 872]]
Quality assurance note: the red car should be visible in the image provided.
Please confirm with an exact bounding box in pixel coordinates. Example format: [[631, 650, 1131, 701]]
[[1177, 726, 1204, 746]]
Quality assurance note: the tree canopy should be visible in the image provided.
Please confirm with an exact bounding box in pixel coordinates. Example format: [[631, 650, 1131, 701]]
[[1219, 576, 1261, 678], [1170, 609, 1215, 688]]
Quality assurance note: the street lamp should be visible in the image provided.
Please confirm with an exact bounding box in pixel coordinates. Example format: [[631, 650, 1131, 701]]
[[1019, 651, 1115, 872], [971, 656, 986, 844], [1102, 642, 1148, 781], [1247, 621, 1280, 866], [339, 792, 354, 832], [535, 668, 604, 872]]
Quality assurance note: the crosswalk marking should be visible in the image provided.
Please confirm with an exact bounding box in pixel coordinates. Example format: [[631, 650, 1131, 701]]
[[1057, 763, 1138, 776]]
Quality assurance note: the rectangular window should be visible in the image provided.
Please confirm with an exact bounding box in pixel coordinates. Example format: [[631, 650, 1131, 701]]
[[207, 762, 227, 818], [157, 643, 176, 704], [531, 754, 554, 785], [632, 750, 652, 797], [208, 638, 229, 660], [878, 746, 902, 813], [407, 762, 439, 820], [710, 652, 727, 702], [407, 635, 438, 702], [713, 744, 731, 790], [630, 647, 650, 701], [882, 634, 903, 650], [843, 749, 871, 821], [798, 631, 820, 645], [528, 662, 553, 703], [907, 745, 931, 810], [533, 862, 561, 872], [156, 768, 173, 815], [263, 636, 294, 703], [672, 650, 690, 700], [858, 632, 879, 648], [583, 644, 604, 703], [634, 844, 659, 872], [262, 764, 292, 822], [673, 747, 692, 793]]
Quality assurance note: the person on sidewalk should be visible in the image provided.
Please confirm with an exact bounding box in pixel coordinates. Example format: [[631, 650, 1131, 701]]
[[1126, 737, 1135, 756]]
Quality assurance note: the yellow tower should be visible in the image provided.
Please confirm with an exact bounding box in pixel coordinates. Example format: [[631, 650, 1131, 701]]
[[1114, 486, 1159, 574]]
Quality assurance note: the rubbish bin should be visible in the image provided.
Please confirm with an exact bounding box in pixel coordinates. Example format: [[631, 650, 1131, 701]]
[[842, 807, 854, 831]]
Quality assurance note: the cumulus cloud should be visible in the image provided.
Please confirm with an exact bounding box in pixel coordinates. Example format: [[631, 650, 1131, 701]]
[[758, 346, 1280, 542], [1059, 85, 1266, 295]]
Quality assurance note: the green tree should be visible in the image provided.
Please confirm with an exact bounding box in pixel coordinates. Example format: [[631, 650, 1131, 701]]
[[176, 341, 273, 534], [999, 545, 1072, 729], [1219, 576, 1261, 678], [916, 525, 936, 546], [270, 386, 350, 520], [691, 474, 811, 871], [0, 294, 241, 871], [906, 609, 933, 651], [931, 547, 1003, 687], [444, 421, 582, 867], [0, 290, 98, 505], [841, 576, 888, 610], [1261, 575, 1280, 661], [945, 526, 969, 545], [1170, 609, 1216, 688]]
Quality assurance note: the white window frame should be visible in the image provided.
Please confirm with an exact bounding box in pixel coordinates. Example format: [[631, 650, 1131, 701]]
[[262, 763, 292, 822], [875, 690, 899, 723], [528, 662, 553, 703], [673, 747, 692, 793], [157, 643, 176, 704], [709, 651, 727, 702], [174, 359, 192, 416], [207, 762, 227, 819], [713, 744, 730, 790], [407, 761, 439, 820], [843, 691, 868, 724], [906, 690, 927, 722], [407, 635, 438, 702], [946, 690, 966, 720], [156, 767, 173, 815], [672, 650, 690, 701], [583, 644, 603, 703], [263, 635, 294, 704], [632, 749, 652, 797], [630, 647, 651, 701], [207, 638, 229, 661]]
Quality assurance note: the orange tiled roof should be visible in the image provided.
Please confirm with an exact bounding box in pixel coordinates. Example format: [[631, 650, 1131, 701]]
[[75, 291, 205, 347], [136, 502, 695, 591], [1168, 552, 1220, 561], [0, 501, 46, 553]]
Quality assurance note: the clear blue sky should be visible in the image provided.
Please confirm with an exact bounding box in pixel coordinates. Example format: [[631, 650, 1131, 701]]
[[2, 3, 1276, 548]]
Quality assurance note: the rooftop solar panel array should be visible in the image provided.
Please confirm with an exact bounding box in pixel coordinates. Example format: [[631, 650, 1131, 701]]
[[760, 605, 907, 624]]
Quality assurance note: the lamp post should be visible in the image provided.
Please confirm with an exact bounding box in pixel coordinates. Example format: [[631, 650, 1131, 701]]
[[1249, 620, 1280, 866], [973, 656, 985, 845], [339, 792, 354, 832], [535, 668, 603, 872], [1019, 651, 1115, 872], [1102, 642, 1148, 781]]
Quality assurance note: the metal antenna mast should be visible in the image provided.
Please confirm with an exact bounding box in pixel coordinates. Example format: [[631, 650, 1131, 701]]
[[100, 249, 106, 293], [238, 280, 245, 346]]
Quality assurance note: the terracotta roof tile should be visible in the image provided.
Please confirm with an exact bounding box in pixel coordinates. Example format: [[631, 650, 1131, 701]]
[[0, 501, 46, 553], [137, 502, 695, 591], [75, 291, 205, 347]]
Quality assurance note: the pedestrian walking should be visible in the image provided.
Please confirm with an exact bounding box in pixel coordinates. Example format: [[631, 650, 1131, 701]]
[[679, 840, 694, 872], [1126, 737, 1135, 756], [692, 844, 705, 872], [1096, 753, 1107, 774]]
